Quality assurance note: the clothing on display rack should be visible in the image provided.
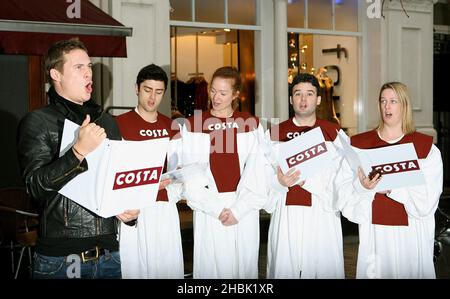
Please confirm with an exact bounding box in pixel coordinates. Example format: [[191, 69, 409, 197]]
[[171, 76, 209, 118]]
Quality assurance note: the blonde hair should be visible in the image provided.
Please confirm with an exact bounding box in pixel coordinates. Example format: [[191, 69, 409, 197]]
[[377, 82, 415, 134]]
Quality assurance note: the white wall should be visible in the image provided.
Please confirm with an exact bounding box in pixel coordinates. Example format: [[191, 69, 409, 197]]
[[384, 0, 436, 139], [109, 0, 171, 116], [364, 0, 437, 140], [313, 35, 359, 135]]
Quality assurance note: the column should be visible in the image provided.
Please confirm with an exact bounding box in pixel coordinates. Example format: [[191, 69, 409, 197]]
[[273, 0, 289, 122], [110, 0, 171, 116], [254, 0, 275, 123]]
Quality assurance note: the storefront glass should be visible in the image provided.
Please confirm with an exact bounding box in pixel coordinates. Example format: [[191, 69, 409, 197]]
[[195, 0, 225, 23], [228, 0, 256, 25], [287, 0, 305, 28], [335, 0, 358, 32]]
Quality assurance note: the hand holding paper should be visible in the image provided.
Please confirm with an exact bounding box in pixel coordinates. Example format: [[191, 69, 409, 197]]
[[73, 114, 107, 157], [59, 119, 169, 218], [357, 166, 381, 190], [277, 166, 303, 188], [337, 130, 426, 192], [276, 127, 333, 184], [161, 162, 208, 184]]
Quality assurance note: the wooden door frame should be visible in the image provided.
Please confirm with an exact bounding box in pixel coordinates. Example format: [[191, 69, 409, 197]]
[[27, 56, 47, 111]]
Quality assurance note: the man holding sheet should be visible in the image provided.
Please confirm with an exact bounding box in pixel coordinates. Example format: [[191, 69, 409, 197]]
[[17, 38, 138, 279], [335, 82, 443, 278], [115, 64, 184, 278], [264, 73, 347, 278]]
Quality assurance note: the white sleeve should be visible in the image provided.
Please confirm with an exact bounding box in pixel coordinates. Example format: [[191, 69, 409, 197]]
[[229, 125, 271, 221], [334, 157, 376, 224], [183, 181, 226, 219], [165, 136, 183, 203], [387, 144, 443, 219], [302, 132, 346, 212], [180, 124, 226, 218]]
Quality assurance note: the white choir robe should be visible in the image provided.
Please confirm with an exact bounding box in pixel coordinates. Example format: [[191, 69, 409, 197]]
[[181, 111, 268, 279], [264, 118, 346, 279], [116, 110, 184, 279], [119, 194, 184, 279], [335, 130, 443, 279]]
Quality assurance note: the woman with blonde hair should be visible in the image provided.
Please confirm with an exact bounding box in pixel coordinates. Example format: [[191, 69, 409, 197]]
[[336, 82, 443, 278]]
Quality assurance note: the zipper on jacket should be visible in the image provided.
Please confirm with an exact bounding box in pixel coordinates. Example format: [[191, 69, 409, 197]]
[[96, 217, 100, 234], [64, 198, 69, 226], [50, 164, 85, 185]]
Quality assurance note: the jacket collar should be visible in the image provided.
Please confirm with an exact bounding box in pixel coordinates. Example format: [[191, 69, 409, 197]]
[[48, 86, 103, 124]]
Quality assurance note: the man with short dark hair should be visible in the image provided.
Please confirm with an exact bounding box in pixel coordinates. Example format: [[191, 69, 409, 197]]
[[264, 73, 347, 278], [115, 64, 184, 278], [17, 38, 138, 279]]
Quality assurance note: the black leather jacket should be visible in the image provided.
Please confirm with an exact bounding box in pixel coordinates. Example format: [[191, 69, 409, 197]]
[[17, 87, 121, 239]]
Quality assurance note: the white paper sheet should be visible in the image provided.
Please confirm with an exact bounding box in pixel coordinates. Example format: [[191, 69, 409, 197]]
[[58, 119, 169, 217], [276, 127, 333, 182], [338, 133, 426, 192], [161, 162, 208, 184]]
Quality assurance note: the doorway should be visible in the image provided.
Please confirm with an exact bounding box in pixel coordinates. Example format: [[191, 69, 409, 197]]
[[170, 26, 255, 118]]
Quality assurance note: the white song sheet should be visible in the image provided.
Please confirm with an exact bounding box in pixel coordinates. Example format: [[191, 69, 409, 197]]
[[276, 127, 334, 183], [337, 130, 425, 192], [59, 119, 169, 217]]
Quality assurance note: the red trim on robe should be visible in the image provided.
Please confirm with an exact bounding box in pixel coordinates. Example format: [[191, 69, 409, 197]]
[[269, 118, 340, 206], [186, 110, 259, 193], [351, 130, 433, 226]]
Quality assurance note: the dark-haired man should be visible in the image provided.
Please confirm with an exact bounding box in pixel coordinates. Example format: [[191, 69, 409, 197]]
[[115, 64, 184, 278], [265, 73, 347, 278]]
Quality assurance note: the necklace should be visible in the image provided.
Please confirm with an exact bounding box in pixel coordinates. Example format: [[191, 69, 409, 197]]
[[211, 109, 233, 118]]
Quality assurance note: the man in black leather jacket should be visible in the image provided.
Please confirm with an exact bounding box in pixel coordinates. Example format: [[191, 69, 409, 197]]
[[17, 38, 139, 279]]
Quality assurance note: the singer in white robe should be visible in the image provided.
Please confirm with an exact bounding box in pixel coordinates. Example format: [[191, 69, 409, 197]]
[[180, 67, 270, 279], [336, 130, 443, 278], [181, 110, 267, 279], [265, 117, 346, 279], [335, 82, 443, 279], [116, 65, 184, 279], [117, 110, 184, 279]]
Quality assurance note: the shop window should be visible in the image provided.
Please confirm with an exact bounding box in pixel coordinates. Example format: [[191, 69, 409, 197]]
[[308, 0, 332, 30], [335, 0, 358, 32], [434, 2, 450, 26], [170, 0, 192, 21], [287, 0, 305, 28], [287, 33, 359, 133], [228, 0, 256, 25], [287, 0, 359, 32], [195, 0, 225, 23]]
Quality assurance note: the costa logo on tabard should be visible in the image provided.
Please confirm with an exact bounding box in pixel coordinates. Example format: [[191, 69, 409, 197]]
[[372, 160, 420, 175], [139, 129, 169, 138], [113, 167, 163, 190], [207, 122, 239, 131], [286, 131, 303, 139], [286, 142, 327, 167]]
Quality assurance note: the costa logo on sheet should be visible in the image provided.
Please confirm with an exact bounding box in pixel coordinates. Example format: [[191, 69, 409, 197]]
[[371, 160, 420, 175], [286, 142, 327, 168], [113, 167, 163, 190]]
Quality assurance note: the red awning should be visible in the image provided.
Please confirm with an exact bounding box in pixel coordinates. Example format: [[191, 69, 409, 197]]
[[0, 0, 132, 57]]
